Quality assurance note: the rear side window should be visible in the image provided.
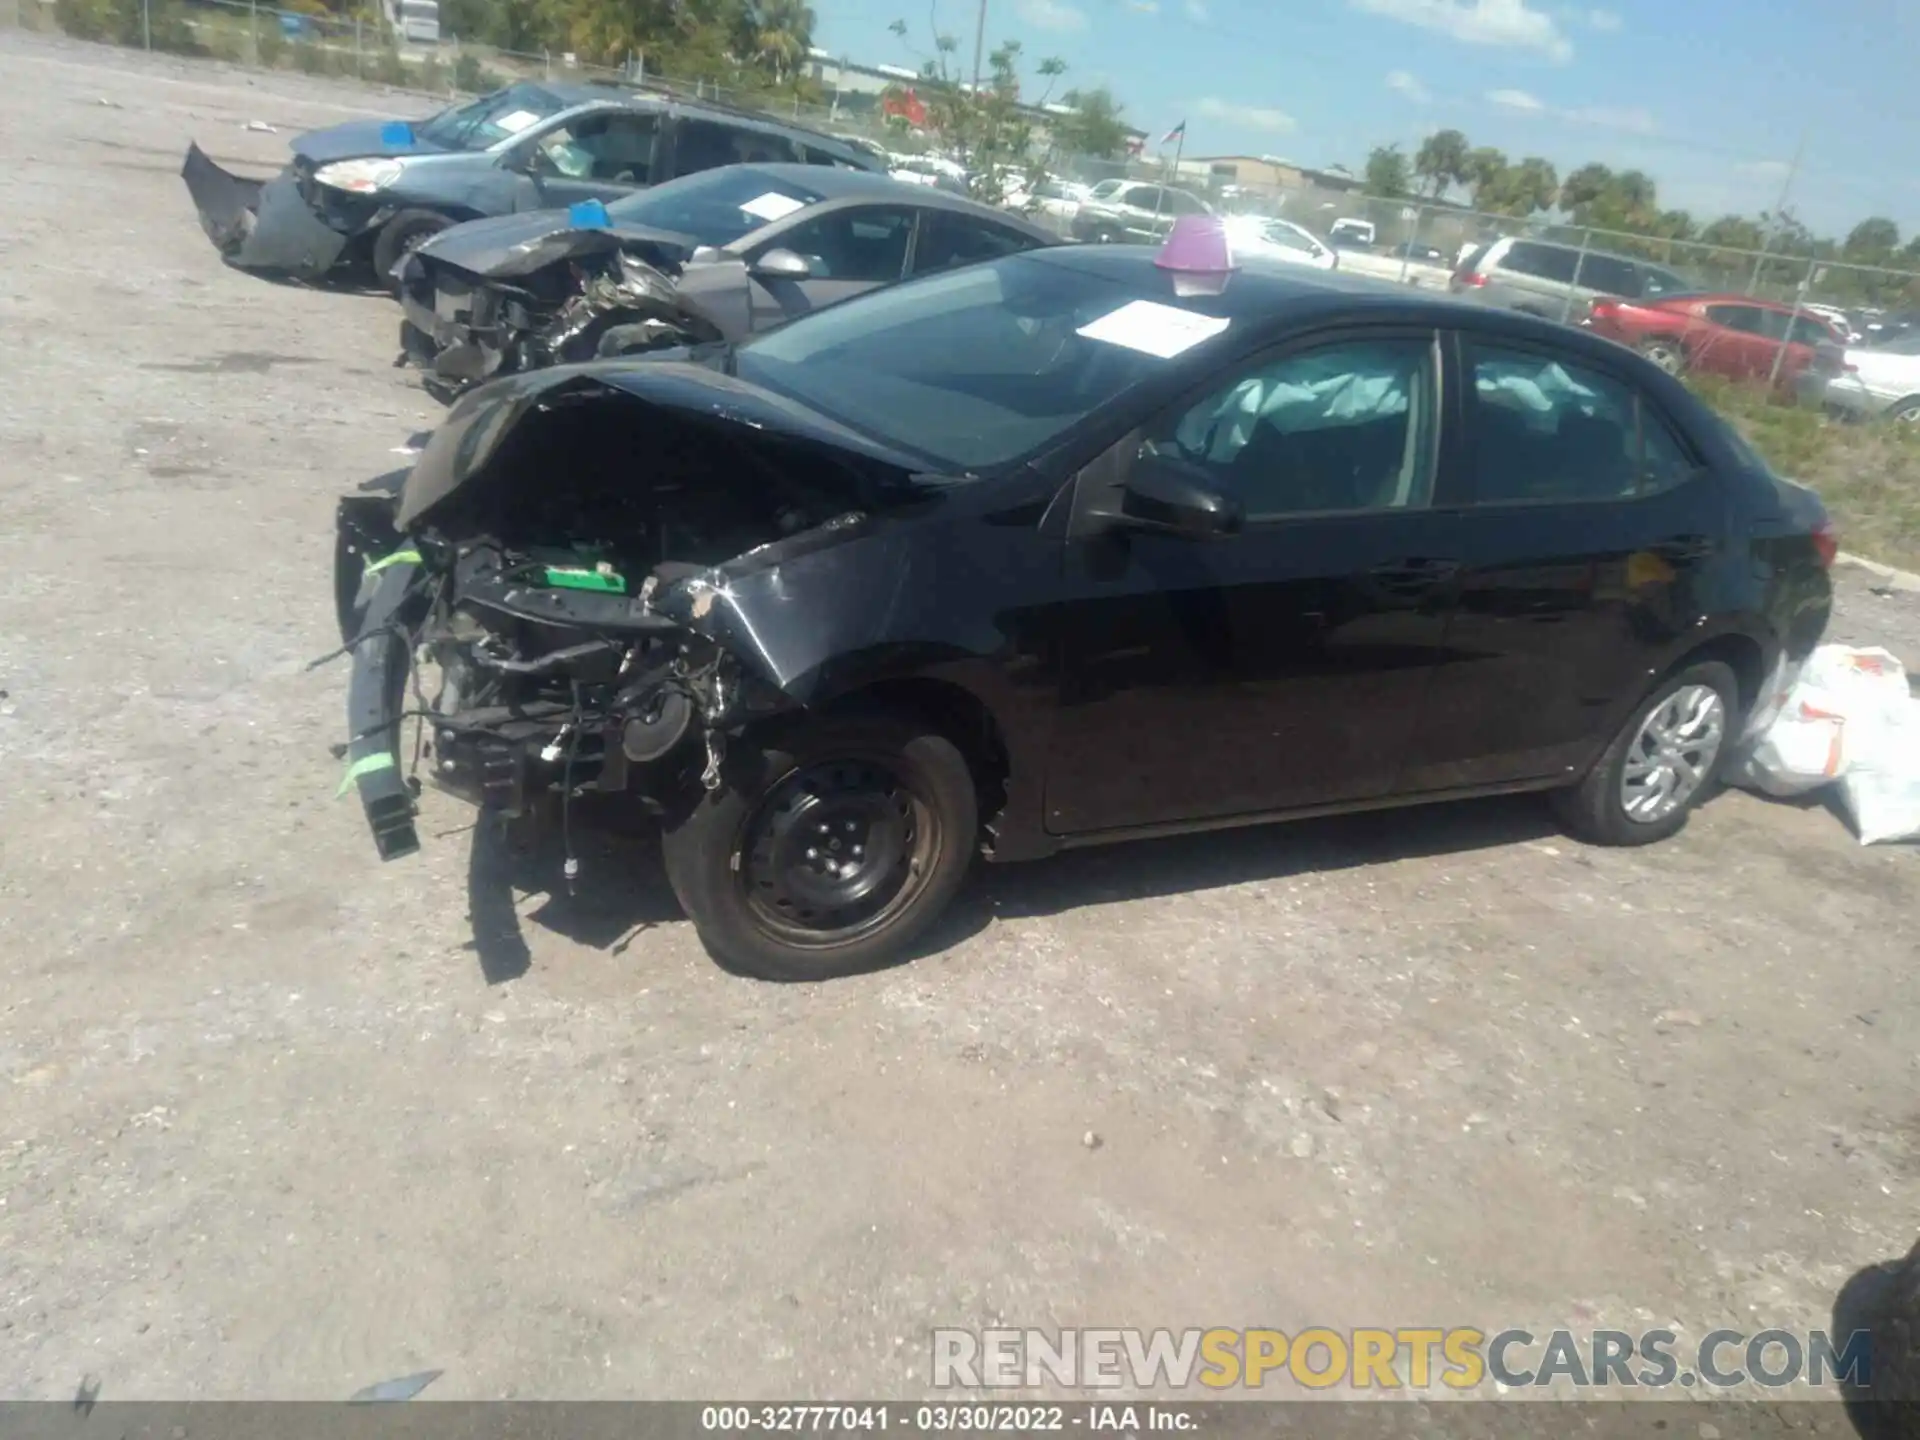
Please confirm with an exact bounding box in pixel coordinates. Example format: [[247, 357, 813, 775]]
[[1165, 190, 1208, 216], [912, 211, 1038, 275], [1502, 242, 1578, 283], [1788, 314, 1837, 347], [1467, 344, 1697, 505], [1576, 253, 1637, 296], [1638, 266, 1687, 298], [1120, 185, 1161, 209], [674, 119, 799, 176], [1705, 303, 1764, 334]]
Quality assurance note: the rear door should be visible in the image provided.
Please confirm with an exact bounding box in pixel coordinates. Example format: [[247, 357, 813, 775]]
[[1701, 303, 1777, 379], [1401, 332, 1726, 792], [1487, 240, 1577, 317], [1045, 329, 1464, 833], [909, 208, 1045, 277]]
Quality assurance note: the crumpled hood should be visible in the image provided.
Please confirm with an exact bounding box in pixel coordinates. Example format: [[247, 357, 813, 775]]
[[291, 117, 450, 165], [395, 358, 937, 531], [414, 209, 699, 281]]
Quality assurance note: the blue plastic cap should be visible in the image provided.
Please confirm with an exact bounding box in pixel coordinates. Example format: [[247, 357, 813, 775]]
[[568, 198, 611, 229], [380, 121, 415, 146]]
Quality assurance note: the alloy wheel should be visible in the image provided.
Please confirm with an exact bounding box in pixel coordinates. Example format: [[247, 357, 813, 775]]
[[1619, 684, 1727, 824]]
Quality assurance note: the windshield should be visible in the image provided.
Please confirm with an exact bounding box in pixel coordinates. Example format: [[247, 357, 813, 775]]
[[734, 255, 1215, 471], [605, 167, 826, 247], [418, 83, 568, 151]]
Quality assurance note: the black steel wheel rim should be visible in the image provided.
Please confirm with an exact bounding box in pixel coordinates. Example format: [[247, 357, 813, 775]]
[[737, 755, 939, 948]]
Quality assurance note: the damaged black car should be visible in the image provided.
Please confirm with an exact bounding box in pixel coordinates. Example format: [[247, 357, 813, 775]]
[[183, 81, 884, 285], [334, 237, 1834, 981], [394, 162, 1056, 400]]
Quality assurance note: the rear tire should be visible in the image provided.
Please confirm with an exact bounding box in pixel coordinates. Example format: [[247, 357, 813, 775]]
[[372, 209, 452, 293], [1551, 661, 1741, 847], [661, 713, 978, 981], [1889, 396, 1920, 422]]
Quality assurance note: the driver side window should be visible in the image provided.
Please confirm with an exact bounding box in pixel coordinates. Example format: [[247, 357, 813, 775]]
[[530, 112, 657, 184], [1143, 337, 1438, 517]]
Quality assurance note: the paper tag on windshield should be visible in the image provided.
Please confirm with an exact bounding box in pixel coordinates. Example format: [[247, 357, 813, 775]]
[[494, 109, 540, 134], [1076, 300, 1229, 359], [739, 191, 807, 223]]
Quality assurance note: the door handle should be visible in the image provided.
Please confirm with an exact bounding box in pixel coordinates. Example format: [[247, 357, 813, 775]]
[[1369, 557, 1462, 590], [1651, 535, 1713, 562]]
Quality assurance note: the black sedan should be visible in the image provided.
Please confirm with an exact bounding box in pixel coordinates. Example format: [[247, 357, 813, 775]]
[[334, 228, 1835, 980], [394, 162, 1057, 400]]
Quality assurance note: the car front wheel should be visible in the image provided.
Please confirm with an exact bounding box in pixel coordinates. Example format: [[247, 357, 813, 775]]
[[1551, 660, 1740, 846], [661, 713, 979, 980]]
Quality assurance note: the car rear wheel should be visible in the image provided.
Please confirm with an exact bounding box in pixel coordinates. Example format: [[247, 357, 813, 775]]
[[1889, 396, 1920, 422], [1637, 337, 1686, 374], [371, 209, 452, 293], [661, 713, 978, 981], [1550, 661, 1740, 847]]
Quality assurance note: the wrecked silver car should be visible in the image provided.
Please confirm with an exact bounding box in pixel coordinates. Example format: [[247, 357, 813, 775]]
[[393, 162, 1056, 400], [183, 82, 885, 284]]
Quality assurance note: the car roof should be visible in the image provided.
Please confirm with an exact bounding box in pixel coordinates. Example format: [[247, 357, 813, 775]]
[[729, 163, 1058, 236], [1492, 234, 1682, 271], [537, 84, 881, 166], [1021, 243, 1680, 358]]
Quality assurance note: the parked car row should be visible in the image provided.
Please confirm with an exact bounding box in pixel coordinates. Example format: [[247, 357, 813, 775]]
[[184, 90, 1836, 979]]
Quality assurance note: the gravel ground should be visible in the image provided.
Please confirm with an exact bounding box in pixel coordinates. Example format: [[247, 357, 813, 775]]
[[0, 33, 1916, 1406]]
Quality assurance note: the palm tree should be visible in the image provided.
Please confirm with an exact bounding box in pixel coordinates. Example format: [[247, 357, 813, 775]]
[[746, 0, 814, 83]]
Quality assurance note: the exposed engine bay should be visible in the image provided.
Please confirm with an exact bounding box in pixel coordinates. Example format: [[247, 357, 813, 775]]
[[336, 375, 892, 861]]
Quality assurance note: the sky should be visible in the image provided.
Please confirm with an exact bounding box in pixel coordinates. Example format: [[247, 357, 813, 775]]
[[807, 0, 1919, 239]]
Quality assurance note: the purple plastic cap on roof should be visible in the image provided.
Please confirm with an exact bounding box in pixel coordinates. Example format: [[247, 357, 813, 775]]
[[1155, 215, 1237, 297]]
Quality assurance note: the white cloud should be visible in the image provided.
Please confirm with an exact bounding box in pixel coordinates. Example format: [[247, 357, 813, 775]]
[[1486, 87, 1545, 110], [1126, 0, 1159, 10], [1195, 96, 1297, 132], [1016, 0, 1089, 31], [1184, 0, 1209, 19], [1564, 103, 1655, 133], [1585, 7, 1622, 30], [1349, 0, 1573, 62], [1736, 159, 1792, 181], [1386, 69, 1431, 102]]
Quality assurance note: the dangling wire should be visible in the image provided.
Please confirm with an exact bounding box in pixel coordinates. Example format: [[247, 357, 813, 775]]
[[561, 679, 585, 895]]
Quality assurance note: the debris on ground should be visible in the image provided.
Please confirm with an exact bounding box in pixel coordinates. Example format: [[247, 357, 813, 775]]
[[1732, 644, 1920, 844], [348, 1369, 442, 1402]]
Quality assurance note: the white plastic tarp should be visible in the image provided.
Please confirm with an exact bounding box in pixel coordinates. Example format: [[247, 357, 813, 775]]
[[1731, 644, 1920, 844]]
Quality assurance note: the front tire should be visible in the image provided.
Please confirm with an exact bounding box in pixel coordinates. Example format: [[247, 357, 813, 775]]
[[1551, 660, 1740, 846], [371, 209, 452, 293], [661, 713, 978, 981]]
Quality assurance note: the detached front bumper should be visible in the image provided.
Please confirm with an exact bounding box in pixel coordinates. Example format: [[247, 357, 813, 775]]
[[181, 143, 381, 279], [395, 255, 510, 399]]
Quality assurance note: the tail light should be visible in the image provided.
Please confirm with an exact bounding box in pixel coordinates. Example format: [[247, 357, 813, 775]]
[[1588, 298, 1620, 322], [1811, 521, 1839, 568], [1453, 269, 1487, 288]]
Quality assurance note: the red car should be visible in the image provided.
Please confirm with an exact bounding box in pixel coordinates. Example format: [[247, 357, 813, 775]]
[[1584, 293, 1842, 389]]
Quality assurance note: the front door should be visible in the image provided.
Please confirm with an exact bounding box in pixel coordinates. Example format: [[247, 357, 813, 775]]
[[743, 205, 915, 331], [1402, 333, 1726, 792], [520, 110, 659, 210], [1043, 330, 1464, 835]]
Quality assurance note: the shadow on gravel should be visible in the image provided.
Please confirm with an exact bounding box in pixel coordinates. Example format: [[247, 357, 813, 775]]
[[1833, 1237, 1920, 1439], [462, 789, 1564, 984]]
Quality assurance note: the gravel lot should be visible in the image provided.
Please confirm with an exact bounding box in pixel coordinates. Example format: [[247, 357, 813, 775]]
[[1, 33, 1916, 1405]]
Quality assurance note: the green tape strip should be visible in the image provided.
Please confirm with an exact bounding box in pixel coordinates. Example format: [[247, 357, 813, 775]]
[[336, 751, 396, 798], [363, 548, 422, 576]]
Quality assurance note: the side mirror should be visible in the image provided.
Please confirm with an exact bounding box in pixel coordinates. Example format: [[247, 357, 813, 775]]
[[750, 247, 812, 280], [1090, 454, 1243, 539], [501, 144, 536, 174]]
